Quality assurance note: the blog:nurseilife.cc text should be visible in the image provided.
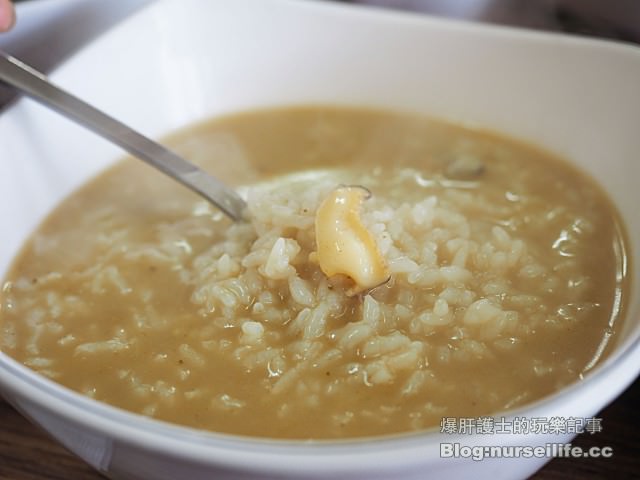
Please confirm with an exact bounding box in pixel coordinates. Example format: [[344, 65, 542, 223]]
[[440, 443, 613, 461]]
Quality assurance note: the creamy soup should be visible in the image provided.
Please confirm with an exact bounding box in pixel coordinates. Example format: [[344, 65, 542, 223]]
[[0, 107, 629, 439]]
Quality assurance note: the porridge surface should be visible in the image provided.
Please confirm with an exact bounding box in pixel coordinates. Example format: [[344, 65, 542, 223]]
[[0, 107, 628, 439]]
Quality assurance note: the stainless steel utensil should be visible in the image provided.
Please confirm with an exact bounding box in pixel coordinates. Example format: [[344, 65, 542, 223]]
[[0, 50, 247, 221]]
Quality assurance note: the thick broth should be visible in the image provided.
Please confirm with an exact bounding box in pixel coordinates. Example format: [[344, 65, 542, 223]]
[[0, 107, 628, 439]]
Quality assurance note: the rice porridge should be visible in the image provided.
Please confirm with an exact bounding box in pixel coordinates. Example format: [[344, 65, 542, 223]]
[[0, 107, 629, 439]]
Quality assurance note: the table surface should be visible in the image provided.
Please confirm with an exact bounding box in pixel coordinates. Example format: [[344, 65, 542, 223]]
[[1, 0, 639, 478]]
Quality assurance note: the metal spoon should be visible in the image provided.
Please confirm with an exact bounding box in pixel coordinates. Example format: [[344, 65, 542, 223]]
[[0, 51, 247, 221]]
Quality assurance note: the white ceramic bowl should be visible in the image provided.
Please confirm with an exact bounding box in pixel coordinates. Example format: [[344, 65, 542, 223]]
[[1, 1, 640, 478]]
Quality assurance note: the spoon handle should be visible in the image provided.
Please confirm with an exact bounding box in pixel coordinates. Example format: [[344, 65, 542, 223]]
[[0, 51, 246, 221]]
